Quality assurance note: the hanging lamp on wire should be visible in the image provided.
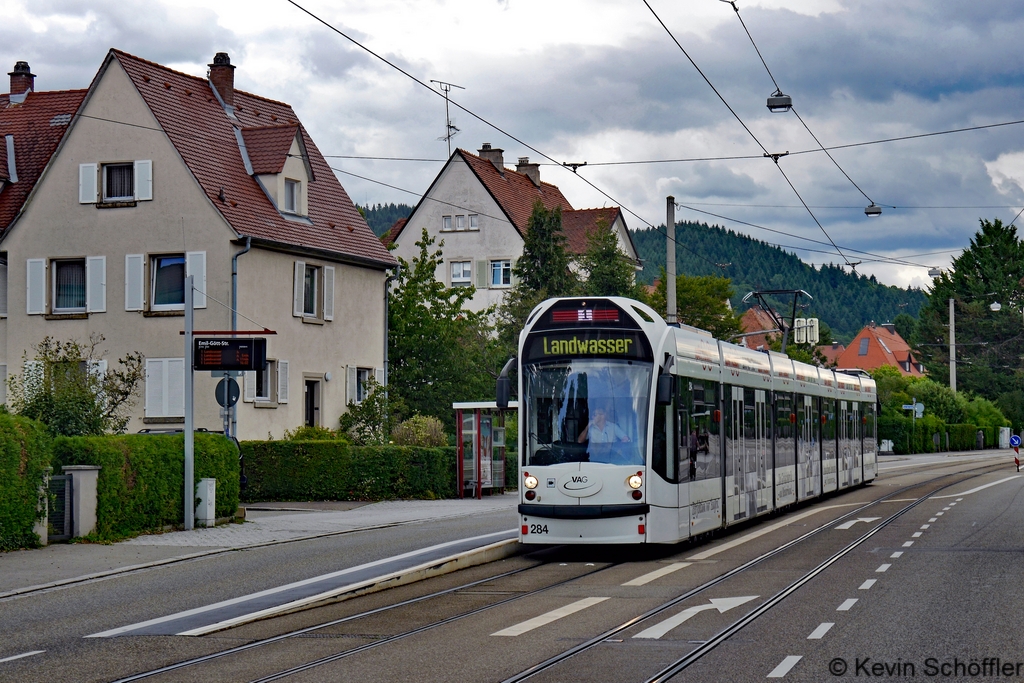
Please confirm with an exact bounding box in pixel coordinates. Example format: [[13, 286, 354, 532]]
[[767, 88, 792, 113], [864, 203, 882, 217]]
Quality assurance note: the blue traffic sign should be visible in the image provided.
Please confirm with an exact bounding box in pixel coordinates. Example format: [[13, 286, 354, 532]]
[[1010, 435, 1021, 448]]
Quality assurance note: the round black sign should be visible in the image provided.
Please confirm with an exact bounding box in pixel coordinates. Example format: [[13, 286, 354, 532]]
[[216, 377, 241, 407]]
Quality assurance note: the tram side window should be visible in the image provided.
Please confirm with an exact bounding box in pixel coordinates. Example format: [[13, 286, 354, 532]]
[[680, 380, 719, 481], [775, 392, 795, 468], [653, 379, 677, 483], [821, 399, 837, 441], [864, 402, 877, 444]]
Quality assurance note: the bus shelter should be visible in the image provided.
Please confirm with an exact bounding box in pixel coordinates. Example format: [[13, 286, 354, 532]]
[[454, 401, 518, 499]]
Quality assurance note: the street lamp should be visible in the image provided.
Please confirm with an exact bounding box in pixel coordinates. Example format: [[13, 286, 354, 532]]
[[864, 203, 882, 217], [767, 89, 792, 113]]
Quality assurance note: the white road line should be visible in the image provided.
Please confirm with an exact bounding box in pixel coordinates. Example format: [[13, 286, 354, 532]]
[[929, 518, 937, 522], [935, 512, 944, 516], [622, 563, 691, 586], [767, 655, 803, 678], [837, 599, 858, 611], [921, 524, 930, 529], [491, 597, 609, 637], [87, 530, 514, 638], [890, 551, 904, 558], [686, 503, 861, 560], [943, 507, 951, 511], [956, 497, 963, 501], [876, 564, 891, 573], [949, 502, 957, 506], [807, 622, 834, 639], [0, 651, 44, 664], [933, 476, 1021, 498], [912, 532, 923, 537], [903, 541, 914, 547], [859, 579, 877, 590]]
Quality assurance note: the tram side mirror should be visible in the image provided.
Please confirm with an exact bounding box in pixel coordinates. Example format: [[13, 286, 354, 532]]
[[656, 374, 674, 405], [496, 376, 510, 410]]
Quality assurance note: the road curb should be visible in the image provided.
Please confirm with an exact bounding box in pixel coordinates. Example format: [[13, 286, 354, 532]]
[[177, 537, 523, 636]]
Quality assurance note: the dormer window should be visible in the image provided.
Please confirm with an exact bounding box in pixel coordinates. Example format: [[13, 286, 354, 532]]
[[284, 179, 300, 214]]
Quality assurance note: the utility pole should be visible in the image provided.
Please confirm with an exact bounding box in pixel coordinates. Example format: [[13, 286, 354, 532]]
[[430, 80, 465, 156], [184, 275, 195, 531], [666, 196, 677, 325], [949, 298, 956, 393]]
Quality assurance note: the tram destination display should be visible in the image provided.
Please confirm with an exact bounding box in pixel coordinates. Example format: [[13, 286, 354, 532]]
[[524, 330, 651, 362], [194, 338, 267, 371]]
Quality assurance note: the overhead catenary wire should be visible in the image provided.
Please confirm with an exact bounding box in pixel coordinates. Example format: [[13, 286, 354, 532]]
[[641, 0, 853, 268]]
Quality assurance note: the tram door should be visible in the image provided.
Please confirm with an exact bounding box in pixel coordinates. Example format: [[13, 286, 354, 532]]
[[821, 398, 838, 493], [774, 392, 796, 507], [752, 390, 770, 513], [849, 403, 862, 485], [797, 395, 821, 500], [863, 402, 878, 479], [727, 387, 769, 522], [838, 401, 853, 489]]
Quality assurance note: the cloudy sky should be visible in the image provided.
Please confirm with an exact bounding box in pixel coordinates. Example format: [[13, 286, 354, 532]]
[[4, 0, 1024, 289]]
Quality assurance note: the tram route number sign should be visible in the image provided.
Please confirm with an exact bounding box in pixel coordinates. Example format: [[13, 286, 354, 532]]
[[194, 338, 267, 372]]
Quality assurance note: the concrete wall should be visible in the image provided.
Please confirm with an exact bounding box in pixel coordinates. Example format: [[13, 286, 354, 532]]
[[391, 156, 523, 313]]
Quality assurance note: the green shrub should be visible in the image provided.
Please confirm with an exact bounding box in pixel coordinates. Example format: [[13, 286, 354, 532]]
[[391, 415, 447, 447], [947, 424, 980, 451], [283, 425, 350, 442], [239, 441, 457, 501], [0, 415, 51, 551], [53, 434, 239, 541]]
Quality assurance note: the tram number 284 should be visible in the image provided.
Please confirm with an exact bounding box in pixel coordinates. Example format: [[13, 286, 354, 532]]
[[528, 524, 549, 535]]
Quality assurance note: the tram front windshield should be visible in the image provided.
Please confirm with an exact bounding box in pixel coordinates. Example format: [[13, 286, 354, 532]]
[[524, 360, 651, 466]]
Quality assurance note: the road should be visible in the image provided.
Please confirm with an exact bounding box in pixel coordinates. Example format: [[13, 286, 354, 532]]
[[3, 452, 1022, 682]]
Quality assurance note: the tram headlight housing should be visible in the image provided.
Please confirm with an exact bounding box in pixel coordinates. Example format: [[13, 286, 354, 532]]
[[627, 473, 643, 489], [524, 474, 539, 490]]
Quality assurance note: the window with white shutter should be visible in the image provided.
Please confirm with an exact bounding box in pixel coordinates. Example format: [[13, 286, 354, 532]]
[[134, 160, 153, 201], [476, 260, 488, 289], [26, 258, 46, 315], [185, 251, 206, 309], [52, 259, 86, 313], [86, 256, 106, 313], [0, 364, 6, 405], [243, 371, 256, 403], [0, 256, 7, 317], [125, 254, 144, 311], [145, 358, 185, 418], [374, 367, 384, 388], [293, 261, 305, 317], [347, 366, 358, 405]]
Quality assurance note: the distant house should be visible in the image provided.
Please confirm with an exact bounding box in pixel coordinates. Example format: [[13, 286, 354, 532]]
[[385, 144, 640, 312], [816, 341, 846, 367], [738, 307, 779, 350], [836, 322, 923, 376], [0, 51, 396, 437]]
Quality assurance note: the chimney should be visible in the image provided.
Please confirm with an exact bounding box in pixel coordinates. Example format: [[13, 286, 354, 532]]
[[516, 156, 541, 186], [8, 61, 35, 96], [882, 322, 896, 334], [477, 143, 504, 171], [208, 52, 235, 108]]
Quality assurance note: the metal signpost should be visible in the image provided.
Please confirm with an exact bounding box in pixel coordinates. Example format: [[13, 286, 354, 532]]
[[902, 399, 924, 453], [184, 275, 194, 531], [1010, 434, 1021, 471]]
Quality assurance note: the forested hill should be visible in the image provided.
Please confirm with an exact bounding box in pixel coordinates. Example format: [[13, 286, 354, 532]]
[[630, 222, 928, 343], [359, 202, 415, 237]]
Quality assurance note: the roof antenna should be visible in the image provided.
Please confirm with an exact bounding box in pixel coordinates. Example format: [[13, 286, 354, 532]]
[[430, 80, 465, 156]]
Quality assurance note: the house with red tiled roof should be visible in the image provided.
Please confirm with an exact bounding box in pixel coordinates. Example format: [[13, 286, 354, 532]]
[[835, 322, 923, 377], [816, 341, 846, 367], [0, 51, 397, 438], [386, 144, 639, 312], [737, 307, 779, 351]]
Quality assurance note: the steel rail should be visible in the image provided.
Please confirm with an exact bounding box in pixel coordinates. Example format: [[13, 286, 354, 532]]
[[502, 461, 1007, 683]]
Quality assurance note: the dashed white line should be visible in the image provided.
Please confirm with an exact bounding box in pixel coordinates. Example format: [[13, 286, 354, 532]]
[[767, 655, 803, 678], [622, 562, 691, 586], [921, 524, 930, 529], [890, 551, 904, 558], [837, 599, 858, 611], [912, 532, 923, 537], [877, 564, 891, 573], [929, 518, 938, 522], [936, 512, 944, 516], [943, 507, 951, 511], [956, 497, 963, 501], [807, 622, 834, 639], [949, 502, 957, 506], [903, 541, 914, 547], [859, 579, 877, 590], [0, 651, 44, 664], [491, 597, 609, 637]]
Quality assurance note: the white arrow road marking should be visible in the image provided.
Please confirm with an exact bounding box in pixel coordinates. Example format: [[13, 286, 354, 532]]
[[934, 476, 1020, 498], [767, 655, 803, 678], [0, 651, 44, 664], [837, 599, 858, 611], [491, 597, 609, 636], [622, 563, 691, 586], [859, 579, 876, 590], [633, 595, 759, 639], [835, 517, 881, 530], [808, 622, 834, 639]]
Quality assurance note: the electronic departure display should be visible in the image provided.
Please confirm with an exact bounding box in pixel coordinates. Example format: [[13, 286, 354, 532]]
[[533, 299, 641, 331], [524, 330, 652, 362], [194, 338, 267, 372]]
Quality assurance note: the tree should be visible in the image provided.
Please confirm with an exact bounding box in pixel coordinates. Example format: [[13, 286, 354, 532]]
[[339, 378, 403, 445], [577, 218, 640, 298], [915, 218, 1024, 399], [648, 269, 742, 340], [387, 228, 502, 432], [893, 312, 917, 344], [6, 336, 144, 436]]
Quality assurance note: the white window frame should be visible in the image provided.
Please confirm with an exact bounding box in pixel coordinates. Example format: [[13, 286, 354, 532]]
[[244, 359, 279, 405], [441, 215, 452, 231], [303, 263, 319, 318], [469, 214, 479, 230], [284, 179, 300, 214], [0, 255, 9, 318], [150, 253, 186, 312], [450, 260, 472, 287], [51, 258, 87, 314], [455, 215, 465, 231], [148, 252, 206, 312], [102, 162, 135, 202], [490, 259, 512, 287]]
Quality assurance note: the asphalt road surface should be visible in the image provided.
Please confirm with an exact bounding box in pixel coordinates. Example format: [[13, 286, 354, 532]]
[[3, 452, 1022, 683]]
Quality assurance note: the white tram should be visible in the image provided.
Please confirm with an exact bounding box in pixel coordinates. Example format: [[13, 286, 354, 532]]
[[509, 296, 877, 545]]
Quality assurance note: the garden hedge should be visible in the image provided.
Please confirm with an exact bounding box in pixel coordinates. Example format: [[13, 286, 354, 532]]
[[0, 415, 51, 551], [239, 441, 457, 502], [53, 433, 239, 541]]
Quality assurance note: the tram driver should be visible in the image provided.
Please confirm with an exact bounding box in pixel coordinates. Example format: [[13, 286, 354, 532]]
[[578, 405, 631, 463]]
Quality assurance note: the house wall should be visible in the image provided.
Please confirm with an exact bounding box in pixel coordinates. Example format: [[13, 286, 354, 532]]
[[391, 156, 523, 313]]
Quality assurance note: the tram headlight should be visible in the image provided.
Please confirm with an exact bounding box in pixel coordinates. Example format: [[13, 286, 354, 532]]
[[627, 473, 643, 489], [524, 475, 539, 490]]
